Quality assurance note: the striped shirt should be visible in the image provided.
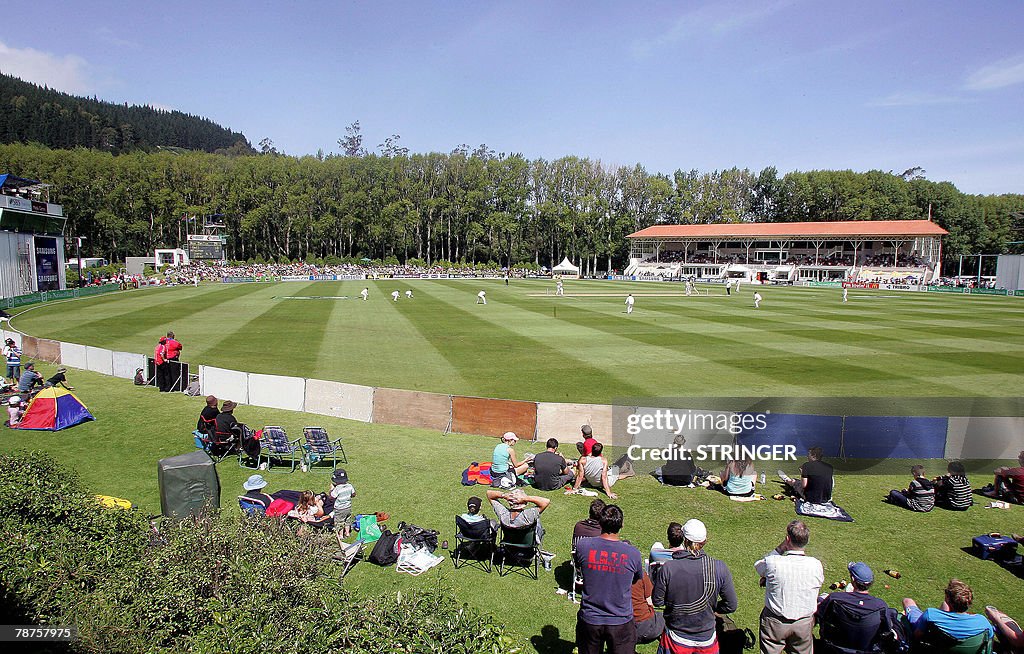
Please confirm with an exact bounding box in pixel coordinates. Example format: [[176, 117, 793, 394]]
[[907, 477, 935, 512], [937, 474, 972, 510], [755, 550, 824, 620], [330, 483, 355, 511]]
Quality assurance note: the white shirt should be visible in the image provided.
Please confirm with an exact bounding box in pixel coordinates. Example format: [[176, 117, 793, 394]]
[[392, 291, 399, 298], [625, 296, 634, 305], [478, 291, 486, 297], [754, 550, 823, 620]]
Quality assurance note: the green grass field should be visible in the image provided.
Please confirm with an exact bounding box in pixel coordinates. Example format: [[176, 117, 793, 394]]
[[4, 280, 1024, 653], [11, 279, 1024, 402]]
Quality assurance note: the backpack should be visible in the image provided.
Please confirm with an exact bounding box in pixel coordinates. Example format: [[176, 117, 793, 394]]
[[878, 608, 911, 654], [367, 528, 402, 566], [716, 613, 755, 653]]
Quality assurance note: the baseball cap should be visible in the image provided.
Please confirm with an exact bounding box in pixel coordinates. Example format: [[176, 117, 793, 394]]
[[9, 396, 21, 405], [467, 496, 482, 512], [848, 562, 874, 585], [331, 469, 349, 485], [683, 519, 707, 544], [581, 424, 593, 436]]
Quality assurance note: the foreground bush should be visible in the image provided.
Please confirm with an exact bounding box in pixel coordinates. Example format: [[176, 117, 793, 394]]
[[0, 452, 514, 653]]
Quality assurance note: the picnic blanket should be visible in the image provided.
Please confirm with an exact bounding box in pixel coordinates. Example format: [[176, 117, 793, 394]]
[[795, 499, 854, 522], [462, 462, 493, 486]]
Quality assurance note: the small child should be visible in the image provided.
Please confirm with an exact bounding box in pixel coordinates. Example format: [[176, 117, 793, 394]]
[[887, 464, 935, 512], [934, 460, 972, 510], [288, 490, 324, 522], [6, 395, 24, 428], [330, 469, 356, 542]]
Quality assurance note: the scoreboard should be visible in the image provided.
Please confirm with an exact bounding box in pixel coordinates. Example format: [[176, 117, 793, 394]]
[[186, 235, 225, 260]]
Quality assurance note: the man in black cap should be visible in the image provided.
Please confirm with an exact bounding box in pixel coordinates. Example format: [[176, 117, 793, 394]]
[[459, 496, 498, 534], [329, 468, 356, 541], [815, 562, 890, 653]]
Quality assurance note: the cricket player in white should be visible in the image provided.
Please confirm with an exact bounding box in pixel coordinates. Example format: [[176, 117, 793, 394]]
[[726, 279, 733, 295], [405, 290, 413, 299], [391, 290, 400, 302], [753, 291, 762, 309], [842, 287, 848, 303], [360, 288, 369, 301], [556, 279, 564, 296], [625, 294, 635, 314], [477, 290, 487, 305], [685, 279, 693, 296]]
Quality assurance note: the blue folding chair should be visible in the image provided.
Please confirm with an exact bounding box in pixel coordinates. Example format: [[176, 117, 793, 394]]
[[302, 426, 347, 472], [257, 426, 304, 473]]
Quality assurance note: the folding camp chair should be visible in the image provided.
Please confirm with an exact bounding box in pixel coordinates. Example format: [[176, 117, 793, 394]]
[[453, 516, 496, 573], [334, 539, 367, 578], [302, 426, 347, 471], [568, 548, 584, 603], [495, 524, 540, 579], [238, 495, 268, 517], [257, 426, 304, 473], [919, 622, 993, 654], [193, 429, 237, 464]]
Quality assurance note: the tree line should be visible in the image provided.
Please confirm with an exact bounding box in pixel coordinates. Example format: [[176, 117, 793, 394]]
[[0, 142, 1020, 273], [0, 73, 251, 155]]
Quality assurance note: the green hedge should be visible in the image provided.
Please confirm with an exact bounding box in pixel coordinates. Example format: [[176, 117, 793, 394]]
[[0, 452, 514, 654]]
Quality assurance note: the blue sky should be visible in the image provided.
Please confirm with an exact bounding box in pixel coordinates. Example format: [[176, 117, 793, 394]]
[[2, 1, 1023, 195]]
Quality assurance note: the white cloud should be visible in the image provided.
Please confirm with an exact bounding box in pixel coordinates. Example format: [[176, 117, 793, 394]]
[[965, 54, 1024, 91], [0, 40, 92, 94], [631, 0, 800, 58], [866, 91, 967, 108]]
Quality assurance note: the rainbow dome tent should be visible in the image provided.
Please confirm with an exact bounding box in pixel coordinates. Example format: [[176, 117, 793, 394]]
[[17, 387, 95, 431]]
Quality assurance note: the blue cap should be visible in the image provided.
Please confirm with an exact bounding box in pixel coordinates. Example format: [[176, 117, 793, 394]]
[[848, 562, 873, 585]]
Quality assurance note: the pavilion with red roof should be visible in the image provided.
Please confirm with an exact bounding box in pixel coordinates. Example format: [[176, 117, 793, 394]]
[[625, 220, 947, 285]]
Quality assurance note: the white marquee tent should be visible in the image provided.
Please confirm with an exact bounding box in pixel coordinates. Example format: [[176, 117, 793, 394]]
[[552, 257, 580, 279]]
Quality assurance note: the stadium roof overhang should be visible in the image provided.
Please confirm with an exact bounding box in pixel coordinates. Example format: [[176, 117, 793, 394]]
[[627, 220, 948, 241]]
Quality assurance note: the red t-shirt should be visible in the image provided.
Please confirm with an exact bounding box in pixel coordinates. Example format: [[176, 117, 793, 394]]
[[581, 436, 597, 456], [164, 338, 182, 360]]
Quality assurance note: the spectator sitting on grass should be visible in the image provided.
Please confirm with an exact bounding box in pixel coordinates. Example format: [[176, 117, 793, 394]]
[[886, 465, 935, 512], [934, 460, 972, 511], [17, 362, 42, 394], [43, 367, 74, 391], [532, 438, 575, 491], [710, 458, 757, 498], [779, 447, 834, 504], [5, 395, 24, 428], [902, 579, 995, 644], [989, 450, 1024, 504], [572, 442, 618, 500], [491, 431, 532, 489], [288, 490, 325, 523]]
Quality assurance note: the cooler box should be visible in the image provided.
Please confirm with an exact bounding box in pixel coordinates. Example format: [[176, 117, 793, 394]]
[[972, 534, 1018, 561], [158, 450, 220, 519]]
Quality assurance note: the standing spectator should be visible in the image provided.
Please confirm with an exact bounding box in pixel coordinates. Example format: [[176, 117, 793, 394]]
[[934, 461, 973, 510], [815, 562, 889, 652], [887, 465, 935, 512], [163, 331, 183, 391], [653, 519, 738, 654], [902, 579, 994, 644], [4, 338, 21, 383], [154, 336, 168, 392], [779, 447, 834, 503], [754, 520, 824, 654], [329, 468, 356, 541], [532, 438, 574, 491], [574, 504, 643, 654]]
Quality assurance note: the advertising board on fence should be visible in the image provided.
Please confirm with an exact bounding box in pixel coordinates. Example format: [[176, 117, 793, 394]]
[[926, 286, 969, 294], [879, 283, 921, 291], [222, 276, 257, 283], [842, 281, 879, 289]]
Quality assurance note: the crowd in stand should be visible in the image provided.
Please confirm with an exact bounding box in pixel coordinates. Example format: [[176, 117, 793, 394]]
[[160, 260, 536, 285]]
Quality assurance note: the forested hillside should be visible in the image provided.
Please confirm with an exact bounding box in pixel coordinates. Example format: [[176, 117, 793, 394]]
[[0, 142, 1019, 271], [0, 73, 251, 154]]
